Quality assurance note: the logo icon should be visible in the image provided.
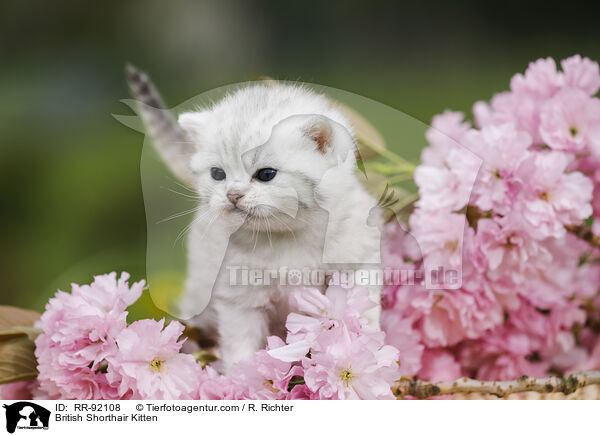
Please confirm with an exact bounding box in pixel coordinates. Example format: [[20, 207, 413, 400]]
[[3, 402, 50, 433]]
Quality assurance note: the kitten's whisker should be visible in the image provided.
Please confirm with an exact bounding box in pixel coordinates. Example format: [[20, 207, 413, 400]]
[[270, 214, 297, 242], [162, 178, 201, 194], [185, 207, 214, 224], [174, 219, 196, 247], [264, 213, 273, 248], [252, 212, 260, 252], [196, 211, 221, 242], [157, 206, 201, 223], [171, 179, 200, 194], [173, 208, 216, 246], [162, 187, 201, 200]]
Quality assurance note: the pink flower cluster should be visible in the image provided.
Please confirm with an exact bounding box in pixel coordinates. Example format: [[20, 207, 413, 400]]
[[196, 286, 400, 400], [2, 273, 400, 400], [31, 272, 199, 399], [383, 55, 600, 381]]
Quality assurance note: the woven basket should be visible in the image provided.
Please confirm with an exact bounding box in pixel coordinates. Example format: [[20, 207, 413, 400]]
[[447, 385, 600, 400]]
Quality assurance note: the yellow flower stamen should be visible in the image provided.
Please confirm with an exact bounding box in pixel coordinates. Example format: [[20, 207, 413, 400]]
[[150, 358, 166, 373], [339, 366, 355, 387], [263, 379, 279, 393]]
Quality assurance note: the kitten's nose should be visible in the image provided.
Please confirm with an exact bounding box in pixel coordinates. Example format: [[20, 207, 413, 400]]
[[227, 192, 244, 205]]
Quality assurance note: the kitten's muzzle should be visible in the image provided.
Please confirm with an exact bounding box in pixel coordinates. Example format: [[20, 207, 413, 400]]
[[227, 192, 244, 205]]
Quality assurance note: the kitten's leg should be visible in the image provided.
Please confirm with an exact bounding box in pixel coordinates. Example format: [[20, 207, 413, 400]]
[[177, 274, 219, 332], [216, 301, 269, 374], [178, 221, 228, 330]]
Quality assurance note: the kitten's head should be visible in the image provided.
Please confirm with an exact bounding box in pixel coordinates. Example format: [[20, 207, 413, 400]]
[[178, 85, 358, 232]]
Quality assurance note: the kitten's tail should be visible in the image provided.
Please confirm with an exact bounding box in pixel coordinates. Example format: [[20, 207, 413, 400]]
[[124, 64, 196, 186]]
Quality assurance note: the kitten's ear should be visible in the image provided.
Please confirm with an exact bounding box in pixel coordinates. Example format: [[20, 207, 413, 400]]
[[178, 111, 211, 138], [302, 116, 333, 153], [301, 116, 356, 165], [124, 64, 196, 186]]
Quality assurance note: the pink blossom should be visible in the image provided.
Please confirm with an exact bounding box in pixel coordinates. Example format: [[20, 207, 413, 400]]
[[561, 55, 600, 96], [571, 334, 600, 372], [453, 297, 587, 380], [422, 110, 471, 167], [474, 58, 562, 146], [417, 349, 461, 382], [540, 88, 600, 152], [514, 151, 593, 239], [473, 100, 493, 129], [227, 337, 297, 400], [196, 366, 236, 400], [474, 354, 548, 381], [35, 272, 144, 367], [107, 319, 200, 400], [388, 284, 503, 348], [510, 57, 562, 98], [380, 222, 423, 309], [414, 147, 480, 213], [381, 220, 422, 262], [284, 285, 376, 347], [34, 333, 121, 400], [465, 124, 532, 213], [475, 217, 552, 284], [34, 272, 144, 399], [487, 91, 545, 144], [456, 328, 548, 381], [265, 286, 402, 399], [0, 381, 35, 400], [409, 209, 467, 281], [521, 234, 599, 307], [381, 311, 423, 377], [302, 326, 400, 400]]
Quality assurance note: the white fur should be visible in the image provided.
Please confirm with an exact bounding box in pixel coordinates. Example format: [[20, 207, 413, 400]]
[[176, 84, 382, 374]]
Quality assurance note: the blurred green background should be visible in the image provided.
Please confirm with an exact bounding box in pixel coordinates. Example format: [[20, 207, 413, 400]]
[[1, 0, 599, 318]]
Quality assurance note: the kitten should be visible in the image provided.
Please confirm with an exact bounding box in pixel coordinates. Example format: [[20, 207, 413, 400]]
[[126, 66, 382, 374]]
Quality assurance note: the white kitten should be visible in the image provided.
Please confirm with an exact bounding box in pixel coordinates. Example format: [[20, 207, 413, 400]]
[[126, 68, 382, 374]]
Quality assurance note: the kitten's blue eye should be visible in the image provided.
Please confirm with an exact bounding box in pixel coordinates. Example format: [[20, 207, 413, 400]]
[[210, 167, 226, 181], [255, 168, 277, 182]]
